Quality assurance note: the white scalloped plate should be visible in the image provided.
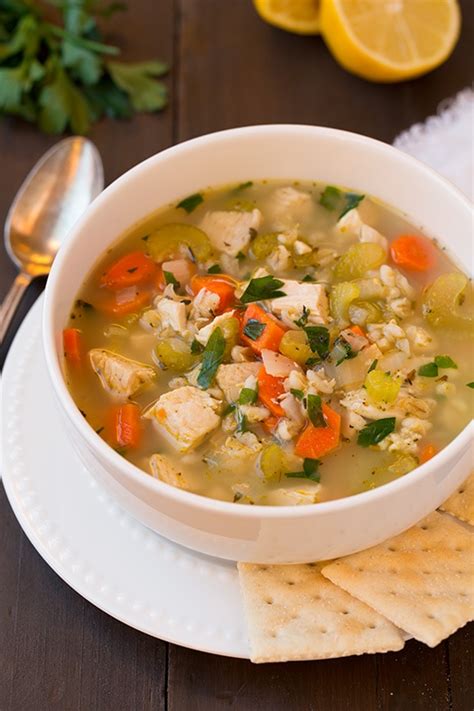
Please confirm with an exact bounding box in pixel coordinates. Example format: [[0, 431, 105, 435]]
[[1, 295, 249, 658]]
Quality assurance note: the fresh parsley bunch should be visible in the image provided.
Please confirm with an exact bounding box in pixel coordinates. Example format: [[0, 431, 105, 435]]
[[0, 0, 168, 134]]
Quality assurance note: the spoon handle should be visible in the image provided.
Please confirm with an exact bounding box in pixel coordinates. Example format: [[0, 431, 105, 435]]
[[0, 272, 33, 345]]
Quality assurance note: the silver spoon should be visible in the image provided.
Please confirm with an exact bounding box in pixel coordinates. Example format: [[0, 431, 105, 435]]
[[0, 136, 104, 344]]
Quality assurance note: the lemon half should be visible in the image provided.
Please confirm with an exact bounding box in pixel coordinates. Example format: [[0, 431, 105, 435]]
[[253, 0, 321, 35], [320, 0, 461, 82]]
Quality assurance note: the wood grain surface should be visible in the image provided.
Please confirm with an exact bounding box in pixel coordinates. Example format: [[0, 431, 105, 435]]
[[1, 2, 472, 709]]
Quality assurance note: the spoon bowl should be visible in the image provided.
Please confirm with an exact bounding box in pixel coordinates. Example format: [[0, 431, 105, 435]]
[[1, 136, 103, 344]]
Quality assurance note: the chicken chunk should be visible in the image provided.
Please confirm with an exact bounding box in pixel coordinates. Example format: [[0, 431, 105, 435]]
[[200, 209, 262, 257], [156, 297, 187, 332], [149, 453, 187, 489], [269, 280, 329, 324], [195, 310, 236, 345], [145, 386, 221, 452], [216, 362, 261, 403], [266, 186, 313, 231], [89, 349, 155, 399]]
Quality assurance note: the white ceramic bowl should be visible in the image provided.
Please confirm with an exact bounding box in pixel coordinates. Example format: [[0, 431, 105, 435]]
[[43, 125, 473, 564]]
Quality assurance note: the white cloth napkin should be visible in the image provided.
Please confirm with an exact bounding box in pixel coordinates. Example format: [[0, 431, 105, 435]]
[[393, 87, 474, 201]]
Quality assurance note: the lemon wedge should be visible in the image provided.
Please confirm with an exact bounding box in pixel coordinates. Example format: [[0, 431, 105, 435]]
[[320, 0, 461, 82], [253, 0, 321, 35]]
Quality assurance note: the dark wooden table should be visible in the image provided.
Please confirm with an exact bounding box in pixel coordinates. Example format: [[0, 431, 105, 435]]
[[1, 2, 473, 709]]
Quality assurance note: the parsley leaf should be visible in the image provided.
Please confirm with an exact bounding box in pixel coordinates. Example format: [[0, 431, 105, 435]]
[[304, 325, 330, 359], [418, 362, 438, 378], [190, 339, 204, 355], [294, 305, 309, 328], [207, 264, 221, 274], [319, 186, 365, 219], [177, 193, 204, 214], [319, 186, 342, 211], [163, 270, 180, 289], [368, 359, 378, 373], [290, 388, 304, 400], [357, 418, 396, 447], [434, 355, 457, 369], [331, 336, 356, 366], [239, 387, 258, 405], [197, 327, 226, 389], [234, 181, 253, 192], [107, 60, 168, 112], [240, 275, 286, 304], [286, 458, 321, 482], [243, 318, 266, 341], [307, 394, 327, 428], [302, 274, 315, 282], [235, 408, 248, 434], [467, 382, 474, 389], [339, 193, 365, 219]]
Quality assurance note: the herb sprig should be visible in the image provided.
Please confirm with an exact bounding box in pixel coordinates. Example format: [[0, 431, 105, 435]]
[[0, 1, 168, 135], [240, 275, 286, 304]]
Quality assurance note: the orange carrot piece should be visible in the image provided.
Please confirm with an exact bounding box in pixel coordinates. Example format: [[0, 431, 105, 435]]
[[63, 328, 82, 364], [257, 366, 285, 417], [101, 251, 157, 290], [390, 235, 436, 272], [98, 289, 152, 316], [420, 443, 438, 464], [349, 325, 366, 338], [240, 303, 286, 354], [113, 403, 142, 449], [191, 274, 236, 313], [295, 404, 341, 459]]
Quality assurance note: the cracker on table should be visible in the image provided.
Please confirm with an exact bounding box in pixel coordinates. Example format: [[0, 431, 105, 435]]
[[237, 562, 405, 663], [440, 472, 474, 526], [322, 511, 474, 648]]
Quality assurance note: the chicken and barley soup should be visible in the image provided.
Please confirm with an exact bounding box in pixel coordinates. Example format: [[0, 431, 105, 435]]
[[64, 180, 473, 505]]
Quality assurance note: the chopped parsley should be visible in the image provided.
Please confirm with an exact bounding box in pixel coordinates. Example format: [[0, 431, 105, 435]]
[[207, 264, 222, 274], [418, 362, 439, 378], [236, 250, 246, 261], [234, 181, 253, 192], [304, 325, 330, 360], [368, 359, 378, 373], [357, 418, 396, 447], [235, 408, 248, 434], [197, 327, 226, 389], [223, 403, 236, 416], [243, 318, 266, 341], [286, 458, 321, 482], [319, 186, 342, 211], [332, 336, 356, 366], [239, 387, 258, 405], [339, 193, 365, 219], [302, 274, 316, 282], [434, 355, 457, 369], [319, 186, 365, 219], [467, 382, 474, 389], [290, 388, 304, 400], [240, 275, 286, 304], [307, 394, 327, 428], [190, 339, 204, 354], [163, 270, 180, 289], [294, 305, 309, 328], [177, 193, 203, 214]]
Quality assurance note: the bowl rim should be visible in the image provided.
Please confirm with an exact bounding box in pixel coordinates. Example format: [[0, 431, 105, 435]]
[[43, 123, 474, 519]]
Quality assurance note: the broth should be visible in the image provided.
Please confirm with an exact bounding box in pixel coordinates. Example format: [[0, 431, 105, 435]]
[[64, 180, 473, 505]]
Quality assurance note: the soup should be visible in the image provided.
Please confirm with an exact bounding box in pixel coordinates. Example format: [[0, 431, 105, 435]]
[[64, 180, 473, 505]]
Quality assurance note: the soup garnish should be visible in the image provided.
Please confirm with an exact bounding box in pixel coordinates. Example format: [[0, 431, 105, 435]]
[[64, 181, 473, 505]]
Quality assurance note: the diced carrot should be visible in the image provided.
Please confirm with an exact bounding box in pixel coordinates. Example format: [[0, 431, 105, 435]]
[[262, 415, 279, 433], [349, 325, 366, 338], [191, 274, 236, 314], [98, 288, 152, 316], [295, 404, 341, 459], [63, 328, 82, 365], [240, 303, 286, 354], [113, 403, 142, 449], [420, 443, 438, 464], [101, 251, 157, 290], [257, 366, 285, 417], [390, 235, 436, 272]]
